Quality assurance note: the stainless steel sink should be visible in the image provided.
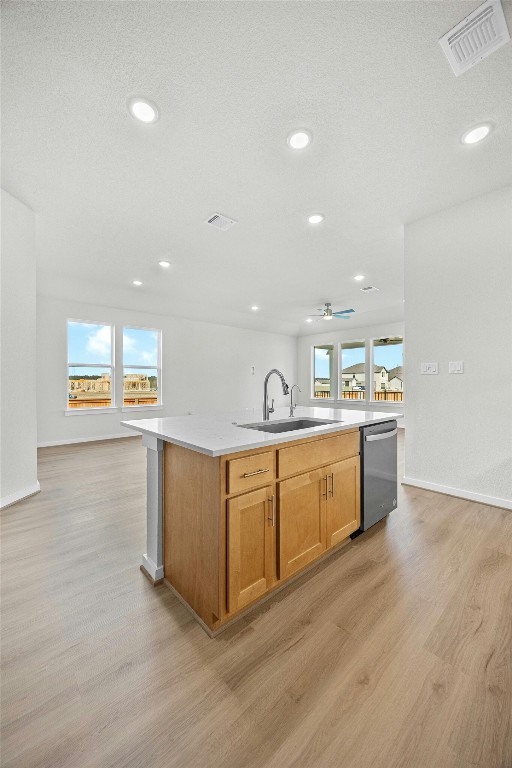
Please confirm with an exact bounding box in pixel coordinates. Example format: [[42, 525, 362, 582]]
[[238, 417, 342, 434]]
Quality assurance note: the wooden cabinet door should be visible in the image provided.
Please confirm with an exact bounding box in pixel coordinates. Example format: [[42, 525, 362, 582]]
[[278, 468, 327, 580], [326, 456, 360, 548], [227, 487, 273, 614]]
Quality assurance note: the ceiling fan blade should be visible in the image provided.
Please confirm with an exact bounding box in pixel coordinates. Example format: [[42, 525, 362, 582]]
[[309, 314, 325, 317], [333, 308, 355, 315], [334, 315, 351, 319]]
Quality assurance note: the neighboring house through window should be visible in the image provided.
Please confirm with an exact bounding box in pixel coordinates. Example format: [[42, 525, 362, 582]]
[[339, 340, 365, 399], [372, 337, 404, 401]]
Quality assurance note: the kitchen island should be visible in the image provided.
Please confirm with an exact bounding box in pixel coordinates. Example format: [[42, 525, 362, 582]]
[[122, 406, 400, 635]]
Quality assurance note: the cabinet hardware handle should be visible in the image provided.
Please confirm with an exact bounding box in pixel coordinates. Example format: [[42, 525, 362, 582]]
[[330, 473, 334, 497], [268, 495, 275, 526], [365, 428, 397, 442], [322, 475, 328, 498], [243, 468, 270, 478]]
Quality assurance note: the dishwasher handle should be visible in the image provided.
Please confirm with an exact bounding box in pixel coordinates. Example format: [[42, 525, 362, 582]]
[[365, 428, 397, 442]]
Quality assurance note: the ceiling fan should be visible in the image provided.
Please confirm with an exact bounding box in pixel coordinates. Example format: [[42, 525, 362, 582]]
[[310, 302, 355, 321]]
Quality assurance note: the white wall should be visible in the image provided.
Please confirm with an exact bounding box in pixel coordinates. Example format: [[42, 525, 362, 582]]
[[404, 186, 512, 508], [0, 190, 39, 507], [296, 321, 405, 416], [36, 295, 297, 445]]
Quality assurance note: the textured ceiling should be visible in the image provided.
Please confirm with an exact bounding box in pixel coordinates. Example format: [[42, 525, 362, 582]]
[[2, 1, 512, 335]]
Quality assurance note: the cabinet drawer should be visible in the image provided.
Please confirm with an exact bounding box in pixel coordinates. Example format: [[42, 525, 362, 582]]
[[277, 431, 359, 478], [227, 452, 274, 494]]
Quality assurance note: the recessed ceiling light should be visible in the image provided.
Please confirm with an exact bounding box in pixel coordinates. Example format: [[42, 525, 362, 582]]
[[354, 274, 365, 281], [461, 123, 492, 145], [306, 318, 313, 323], [132, 280, 143, 286], [308, 214, 324, 225], [251, 306, 259, 311], [158, 260, 171, 268], [127, 97, 159, 124], [287, 130, 311, 150]]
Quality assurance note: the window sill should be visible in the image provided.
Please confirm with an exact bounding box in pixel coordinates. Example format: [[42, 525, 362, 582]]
[[368, 400, 404, 406], [309, 398, 403, 407], [65, 407, 118, 416], [121, 405, 163, 412]]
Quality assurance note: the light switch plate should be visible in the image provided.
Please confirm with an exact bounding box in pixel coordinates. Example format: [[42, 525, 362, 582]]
[[421, 362, 438, 375], [449, 361, 464, 374]]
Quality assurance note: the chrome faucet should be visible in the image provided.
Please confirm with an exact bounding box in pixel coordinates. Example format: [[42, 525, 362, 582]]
[[289, 384, 301, 417], [263, 369, 289, 420]]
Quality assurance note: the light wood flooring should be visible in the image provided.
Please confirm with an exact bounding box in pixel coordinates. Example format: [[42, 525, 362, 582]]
[[1, 432, 511, 768]]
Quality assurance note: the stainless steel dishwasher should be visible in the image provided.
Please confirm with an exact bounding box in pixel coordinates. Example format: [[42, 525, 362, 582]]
[[355, 420, 398, 533]]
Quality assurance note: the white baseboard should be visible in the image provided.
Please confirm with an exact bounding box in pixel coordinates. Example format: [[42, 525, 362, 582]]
[[0, 482, 41, 510], [401, 476, 512, 511], [142, 554, 164, 582], [37, 432, 139, 448]]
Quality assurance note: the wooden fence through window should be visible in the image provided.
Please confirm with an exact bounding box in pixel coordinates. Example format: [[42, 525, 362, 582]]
[[313, 390, 403, 402]]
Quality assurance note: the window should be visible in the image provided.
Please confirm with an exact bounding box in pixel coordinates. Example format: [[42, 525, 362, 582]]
[[123, 327, 161, 407], [372, 337, 404, 401], [313, 345, 334, 398], [67, 321, 114, 409], [339, 340, 365, 400]]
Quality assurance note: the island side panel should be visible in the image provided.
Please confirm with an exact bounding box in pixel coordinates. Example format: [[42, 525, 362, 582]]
[[163, 443, 221, 628]]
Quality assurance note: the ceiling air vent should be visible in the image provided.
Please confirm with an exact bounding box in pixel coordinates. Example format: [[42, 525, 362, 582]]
[[360, 286, 379, 293], [205, 213, 237, 231], [439, 0, 510, 76]]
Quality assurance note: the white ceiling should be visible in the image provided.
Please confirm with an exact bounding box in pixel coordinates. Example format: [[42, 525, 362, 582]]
[[2, 1, 511, 336]]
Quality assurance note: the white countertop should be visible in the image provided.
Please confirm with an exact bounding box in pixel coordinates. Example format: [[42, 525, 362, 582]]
[[122, 406, 401, 457]]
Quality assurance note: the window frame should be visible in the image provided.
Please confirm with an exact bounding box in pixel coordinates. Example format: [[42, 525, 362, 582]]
[[369, 335, 404, 404], [121, 325, 162, 411], [338, 338, 367, 402], [66, 318, 116, 414], [308, 334, 405, 408], [311, 343, 335, 401]]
